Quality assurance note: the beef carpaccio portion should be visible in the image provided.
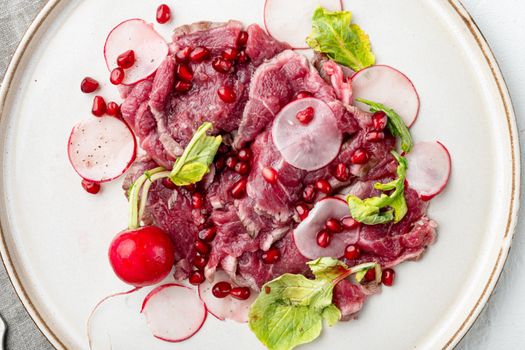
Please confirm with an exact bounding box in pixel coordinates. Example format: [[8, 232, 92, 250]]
[[122, 21, 437, 322]]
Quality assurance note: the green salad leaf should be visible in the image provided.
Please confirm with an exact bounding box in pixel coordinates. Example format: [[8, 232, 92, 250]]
[[347, 151, 408, 225], [169, 122, 222, 186], [306, 7, 375, 72], [357, 98, 413, 153]]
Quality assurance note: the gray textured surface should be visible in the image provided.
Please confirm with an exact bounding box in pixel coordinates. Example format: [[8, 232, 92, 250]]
[[0, 0, 523, 349]]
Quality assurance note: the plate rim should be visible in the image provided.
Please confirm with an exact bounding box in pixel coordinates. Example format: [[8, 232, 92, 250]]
[[0, 0, 519, 349]]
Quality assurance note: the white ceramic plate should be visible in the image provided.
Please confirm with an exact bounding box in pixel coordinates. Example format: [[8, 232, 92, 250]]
[[0, 0, 519, 349]]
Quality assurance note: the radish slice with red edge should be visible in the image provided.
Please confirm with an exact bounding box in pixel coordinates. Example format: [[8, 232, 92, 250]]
[[104, 19, 169, 85], [264, 0, 342, 49], [68, 116, 136, 183], [405, 141, 451, 201], [293, 197, 359, 259], [198, 270, 257, 323], [352, 65, 420, 127], [272, 97, 342, 171], [141, 283, 207, 342]]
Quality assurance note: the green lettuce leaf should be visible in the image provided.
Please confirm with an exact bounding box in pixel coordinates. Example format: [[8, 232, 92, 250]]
[[306, 7, 375, 71], [169, 122, 222, 186]]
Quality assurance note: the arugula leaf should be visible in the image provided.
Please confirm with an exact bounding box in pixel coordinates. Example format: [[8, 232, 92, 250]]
[[169, 122, 222, 186], [306, 7, 375, 72], [347, 151, 408, 225], [356, 98, 413, 153]]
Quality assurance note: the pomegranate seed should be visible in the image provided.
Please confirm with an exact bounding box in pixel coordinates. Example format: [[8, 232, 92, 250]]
[[350, 149, 369, 164], [264, 286, 271, 294], [176, 47, 192, 63], [235, 161, 250, 175], [334, 163, 350, 182], [198, 227, 217, 242], [237, 148, 252, 161], [364, 268, 376, 282], [302, 184, 316, 203], [226, 156, 238, 169], [215, 157, 226, 171], [366, 131, 385, 142], [372, 111, 388, 130], [156, 4, 171, 24], [80, 77, 99, 93], [296, 107, 315, 124], [222, 48, 239, 61], [315, 179, 332, 194], [175, 81, 192, 93], [189, 270, 205, 285], [162, 178, 176, 189], [382, 268, 396, 287], [261, 247, 280, 264], [341, 216, 359, 230], [176, 64, 193, 82], [106, 102, 120, 116], [189, 46, 210, 62], [295, 91, 313, 100], [344, 245, 361, 260], [295, 203, 309, 221], [185, 184, 196, 193], [218, 85, 236, 103], [262, 167, 278, 184], [237, 50, 250, 64], [230, 287, 251, 300], [231, 179, 247, 199], [237, 31, 249, 47], [316, 230, 331, 248], [325, 218, 343, 233], [192, 193, 204, 209], [212, 57, 232, 73], [212, 281, 231, 298], [110, 67, 125, 85], [116, 50, 135, 69], [194, 240, 211, 255], [91, 96, 106, 117], [192, 255, 208, 269], [81, 179, 100, 194]]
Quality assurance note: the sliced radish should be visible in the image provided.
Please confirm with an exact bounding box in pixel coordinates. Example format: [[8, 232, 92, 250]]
[[68, 116, 136, 182], [352, 65, 420, 127], [104, 19, 169, 85], [405, 141, 451, 201], [293, 197, 359, 259], [141, 283, 207, 342], [264, 0, 342, 49], [272, 98, 342, 171], [199, 270, 257, 323]]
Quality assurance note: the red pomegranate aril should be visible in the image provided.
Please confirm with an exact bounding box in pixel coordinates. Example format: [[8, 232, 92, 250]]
[[212, 57, 232, 73], [302, 184, 316, 203], [91, 95, 107, 117], [192, 193, 204, 209], [335, 163, 350, 182], [176, 64, 193, 82], [237, 50, 250, 64], [295, 91, 313, 100], [198, 226, 217, 242], [189, 46, 210, 62], [162, 177, 176, 189], [222, 47, 239, 61], [185, 184, 196, 193], [192, 255, 208, 269], [366, 131, 385, 142], [231, 178, 247, 199], [341, 216, 359, 230], [382, 268, 395, 287], [212, 281, 232, 298], [316, 230, 331, 248], [110, 67, 125, 85], [261, 247, 280, 264], [237, 31, 249, 47], [372, 111, 388, 131], [262, 167, 278, 184], [230, 287, 251, 300], [116, 50, 135, 69], [81, 179, 100, 194], [344, 245, 361, 260], [80, 77, 99, 93], [237, 148, 252, 161], [325, 218, 343, 233], [226, 156, 238, 169], [156, 4, 171, 24], [296, 106, 315, 124], [175, 47, 192, 63], [175, 80, 192, 93], [189, 270, 205, 285], [315, 179, 332, 194], [215, 157, 226, 171], [194, 240, 211, 255], [295, 203, 309, 221], [218, 85, 236, 103], [106, 102, 120, 116], [351, 149, 369, 164], [235, 161, 250, 175], [364, 268, 376, 282]]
